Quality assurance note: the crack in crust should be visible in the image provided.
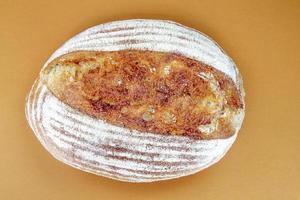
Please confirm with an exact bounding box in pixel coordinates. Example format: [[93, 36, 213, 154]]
[[42, 50, 244, 140]]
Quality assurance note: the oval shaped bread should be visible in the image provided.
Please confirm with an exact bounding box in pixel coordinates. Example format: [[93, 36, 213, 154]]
[[25, 19, 245, 182]]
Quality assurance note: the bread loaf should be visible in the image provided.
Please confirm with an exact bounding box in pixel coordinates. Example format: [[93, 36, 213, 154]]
[[25, 19, 245, 182]]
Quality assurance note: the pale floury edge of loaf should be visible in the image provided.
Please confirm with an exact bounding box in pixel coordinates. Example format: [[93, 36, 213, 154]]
[[25, 19, 245, 182]]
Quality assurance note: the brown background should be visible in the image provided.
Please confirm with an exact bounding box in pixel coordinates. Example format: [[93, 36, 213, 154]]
[[0, 0, 299, 199]]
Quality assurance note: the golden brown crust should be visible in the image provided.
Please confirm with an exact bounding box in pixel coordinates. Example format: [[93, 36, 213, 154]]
[[41, 50, 244, 139]]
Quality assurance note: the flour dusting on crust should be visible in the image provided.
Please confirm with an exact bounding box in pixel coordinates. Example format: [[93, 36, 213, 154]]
[[26, 19, 245, 182]]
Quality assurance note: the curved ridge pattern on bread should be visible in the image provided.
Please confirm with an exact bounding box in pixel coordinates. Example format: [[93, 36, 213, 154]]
[[44, 19, 243, 88], [26, 19, 245, 182], [26, 79, 237, 182]]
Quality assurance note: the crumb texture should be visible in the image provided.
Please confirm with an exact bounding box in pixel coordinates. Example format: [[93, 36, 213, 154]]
[[43, 50, 243, 139]]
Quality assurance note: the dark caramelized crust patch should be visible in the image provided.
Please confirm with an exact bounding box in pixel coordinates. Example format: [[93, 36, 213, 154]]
[[42, 50, 244, 139]]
